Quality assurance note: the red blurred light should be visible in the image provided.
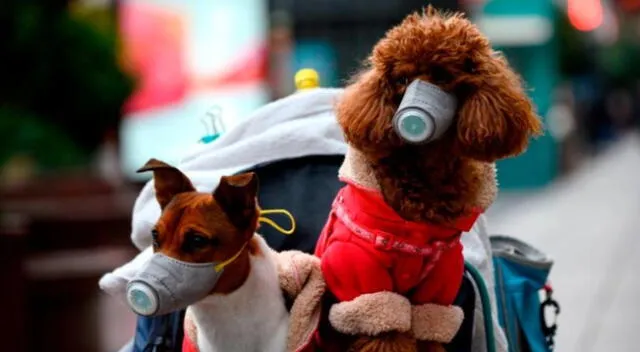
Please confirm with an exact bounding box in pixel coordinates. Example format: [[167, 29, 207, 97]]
[[618, 0, 640, 12], [568, 0, 604, 32]]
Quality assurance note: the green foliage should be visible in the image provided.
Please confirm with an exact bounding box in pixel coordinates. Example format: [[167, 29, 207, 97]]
[[0, 107, 86, 169], [0, 1, 133, 171]]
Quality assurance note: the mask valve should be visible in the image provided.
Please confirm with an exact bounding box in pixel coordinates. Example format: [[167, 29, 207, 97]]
[[392, 79, 457, 144]]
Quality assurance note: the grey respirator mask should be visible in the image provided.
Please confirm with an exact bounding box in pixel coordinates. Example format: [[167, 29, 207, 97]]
[[392, 79, 458, 144], [126, 245, 245, 317]]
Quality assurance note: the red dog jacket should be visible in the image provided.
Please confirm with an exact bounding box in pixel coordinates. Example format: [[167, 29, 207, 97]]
[[315, 183, 480, 305]]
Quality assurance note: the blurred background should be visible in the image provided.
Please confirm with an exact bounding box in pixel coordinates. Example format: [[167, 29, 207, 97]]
[[1, 0, 640, 351]]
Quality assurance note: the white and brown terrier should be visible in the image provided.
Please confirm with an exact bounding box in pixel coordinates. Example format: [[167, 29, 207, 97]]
[[137, 159, 324, 352]]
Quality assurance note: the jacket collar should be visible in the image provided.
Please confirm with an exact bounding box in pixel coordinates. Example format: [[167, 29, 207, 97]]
[[339, 183, 479, 236]]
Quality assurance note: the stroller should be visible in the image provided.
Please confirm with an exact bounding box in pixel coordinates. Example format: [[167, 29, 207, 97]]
[[101, 86, 559, 352]]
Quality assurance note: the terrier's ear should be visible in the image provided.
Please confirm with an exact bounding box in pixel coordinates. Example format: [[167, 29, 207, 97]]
[[138, 158, 196, 210], [213, 173, 259, 231]]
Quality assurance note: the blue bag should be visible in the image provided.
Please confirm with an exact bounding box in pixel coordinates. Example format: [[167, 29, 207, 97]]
[[132, 312, 184, 352], [491, 235, 559, 352]]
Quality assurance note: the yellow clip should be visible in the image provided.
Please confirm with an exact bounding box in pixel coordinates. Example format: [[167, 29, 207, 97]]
[[259, 209, 296, 235], [294, 68, 320, 90]]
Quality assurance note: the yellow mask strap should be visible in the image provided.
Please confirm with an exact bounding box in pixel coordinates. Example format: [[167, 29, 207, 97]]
[[213, 208, 295, 272], [258, 209, 296, 235], [214, 242, 248, 273]]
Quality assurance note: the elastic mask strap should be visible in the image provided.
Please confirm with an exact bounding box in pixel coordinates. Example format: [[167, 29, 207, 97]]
[[214, 242, 248, 272], [258, 209, 296, 235], [213, 208, 296, 272]]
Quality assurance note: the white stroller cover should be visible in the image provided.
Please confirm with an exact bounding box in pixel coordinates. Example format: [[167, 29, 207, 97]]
[[99, 88, 507, 352]]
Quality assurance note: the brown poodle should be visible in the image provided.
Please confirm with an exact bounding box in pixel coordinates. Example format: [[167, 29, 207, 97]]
[[320, 7, 542, 352], [338, 8, 542, 225]]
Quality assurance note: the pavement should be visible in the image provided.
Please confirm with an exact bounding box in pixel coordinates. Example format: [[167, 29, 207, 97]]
[[486, 131, 640, 352], [99, 132, 640, 352]]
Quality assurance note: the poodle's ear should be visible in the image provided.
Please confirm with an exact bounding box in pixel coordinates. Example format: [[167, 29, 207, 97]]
[[336, 70, 401, 155], [455, 54, 543, 162]]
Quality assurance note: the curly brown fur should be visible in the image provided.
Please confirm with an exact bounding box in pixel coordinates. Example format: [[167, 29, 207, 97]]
[[336, 7, 542, 224], [348, 333, 418, 352]]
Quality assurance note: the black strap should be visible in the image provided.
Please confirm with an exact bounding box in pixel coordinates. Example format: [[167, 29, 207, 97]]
[[444, 274, 476, 352]]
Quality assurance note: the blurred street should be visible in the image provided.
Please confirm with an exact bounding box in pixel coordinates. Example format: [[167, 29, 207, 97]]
[[487, 131, 640, 352]]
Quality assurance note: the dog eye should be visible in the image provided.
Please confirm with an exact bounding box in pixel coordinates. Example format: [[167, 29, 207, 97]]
[[430, 66, 453, 85], [463, 58, 477, 74], [189, 234, 208, 248], [192, 235, 208, 247], [182, 232, 213, 251]]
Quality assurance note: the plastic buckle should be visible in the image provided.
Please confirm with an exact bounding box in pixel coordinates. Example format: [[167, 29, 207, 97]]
[[200, 133, 220, 144], [374, 232, 394, 251], [199, 105, 225, 144], [540, 283, 560, 351]]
